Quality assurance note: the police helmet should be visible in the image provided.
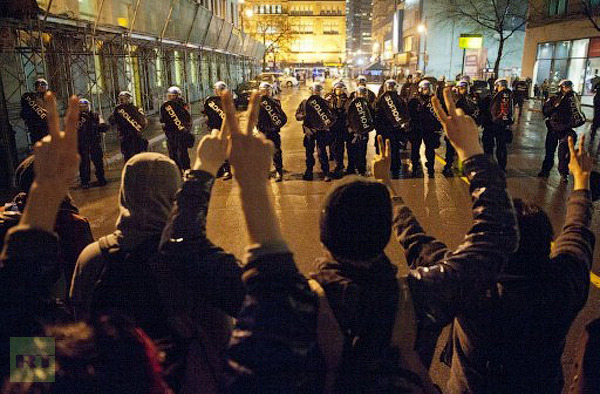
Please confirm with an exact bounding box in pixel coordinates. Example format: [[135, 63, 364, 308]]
[[333, 80, 346, 89], [167, 86, 182, 96], [384, 79, 398, 92], [494, 78, 509, 88], [79, 98, 91, 111], [558, 79, 573, 89], [457, 80, 470, 93], [118, 91, 132, 98], [34, 78, 48, 88], [118, 91, 132, 103], [356, 86, 368, 98], [309, 82, 323, 94], [356, 75, 367, 84], [418, 80, 433, 95], [214, 81, 228, 92], [259, 82, 273, 94]]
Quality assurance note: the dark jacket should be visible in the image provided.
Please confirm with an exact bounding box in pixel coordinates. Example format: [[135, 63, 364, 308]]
[[109, 103, 147, 138], [203, 96, 225, 130], [325, 92, 349, 134], [544, 91, 582, 134], [296, 95, 336, 134], [160, 98, 192, 133], [446, 190, 594, 394], [258, 96, 286, 133], [20, 92, 48, 131], [593, 91, 600, 132], [455, 94, 479, 120], [349, 89, 377, 109], [78, 110, 108, 147], [157, 171, 323, 392], [375, 91, 410, 135], [408, 94, 442, 134], [490, 89, 514, 126]]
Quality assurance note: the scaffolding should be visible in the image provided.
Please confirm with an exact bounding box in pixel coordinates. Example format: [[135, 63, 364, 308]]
[[0, 0, 265, 184]]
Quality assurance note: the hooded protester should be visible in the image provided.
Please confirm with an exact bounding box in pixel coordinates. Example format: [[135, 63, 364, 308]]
[[538, 80, 585, 181], [408, 80, 442, 177], [77, 98, 108, 188], [20, 78, 49, 144], [109, 91, 149, 162], [481, 78, 513, 172], [0, 156, 94, 293], [203, 81, 231, 180], [257, 82, 287, 182], [296, 82, 337, 181], [346, 86, 376, 175], [375, 79, 411, 178], [160, 86, 193, 171]]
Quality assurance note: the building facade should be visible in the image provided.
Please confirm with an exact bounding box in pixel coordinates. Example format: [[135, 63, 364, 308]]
[[0, 0, 265, 187], [242, 0, 346, 68], [522, 0, 600, 106], [346, 0, 373, 68]]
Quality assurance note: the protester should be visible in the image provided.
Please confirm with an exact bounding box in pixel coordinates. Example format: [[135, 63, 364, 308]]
[[20, 78, 49, 144], [308, 87, 518, 393], [374, 79, 411, 178], [408, 79, 442, 178], [296, 82, 336, 181], [445, 134, 595, 393], [325, 81, 350, 178], [257, 82, 287, 182], [203, 81, 231, 180], [538, 80, 585, 181], [481, 78, 513, 172], [0, 155, 93, 293], [77, 98, 108, 189], [160, 86, 193, 171], [109, 91, 149, 163]]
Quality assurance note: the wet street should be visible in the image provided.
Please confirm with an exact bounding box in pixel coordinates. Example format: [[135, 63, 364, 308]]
[[67, 84, 600, 388]]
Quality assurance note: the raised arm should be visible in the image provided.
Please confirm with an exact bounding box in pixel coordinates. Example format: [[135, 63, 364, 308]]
[[222, 91, 322, 393]]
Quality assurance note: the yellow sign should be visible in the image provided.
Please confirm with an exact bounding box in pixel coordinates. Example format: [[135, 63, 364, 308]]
[[459, 34, 483, 49]]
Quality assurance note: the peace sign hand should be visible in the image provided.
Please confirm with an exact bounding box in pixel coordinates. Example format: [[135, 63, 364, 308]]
[[373, 134, 391, 183], [568, 135, 594, 191]]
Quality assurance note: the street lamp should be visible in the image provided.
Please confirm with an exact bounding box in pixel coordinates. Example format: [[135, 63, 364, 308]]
[[417, 23, 428, 73]]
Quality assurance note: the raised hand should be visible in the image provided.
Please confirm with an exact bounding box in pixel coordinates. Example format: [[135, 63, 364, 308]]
[[569, 135, 594, 191], [373, 135, 391, 183], [221, 89, 274, 188], [193, 126, 229, 176], [432, 87, 484, 162]]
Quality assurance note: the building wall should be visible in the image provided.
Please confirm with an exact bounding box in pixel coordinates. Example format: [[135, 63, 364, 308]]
[[347, 0, 373, 67]]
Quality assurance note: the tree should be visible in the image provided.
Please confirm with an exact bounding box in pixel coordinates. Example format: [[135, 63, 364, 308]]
[[579, 0, 600, 31], [433, 0, 529, 77], [243, 13, 295, 70]]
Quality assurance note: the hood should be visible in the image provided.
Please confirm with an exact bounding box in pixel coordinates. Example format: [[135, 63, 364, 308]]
[[114, 153, 182, 250]]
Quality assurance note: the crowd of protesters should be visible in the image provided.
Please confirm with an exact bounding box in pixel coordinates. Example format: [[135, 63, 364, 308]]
[[1, 81, 599, 394]]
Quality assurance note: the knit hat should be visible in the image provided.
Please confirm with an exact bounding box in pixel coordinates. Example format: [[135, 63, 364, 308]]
[[320, 176, 392, 261]]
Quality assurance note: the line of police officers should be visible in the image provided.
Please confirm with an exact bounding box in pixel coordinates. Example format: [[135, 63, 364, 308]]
[[20, 74, 583, 187]]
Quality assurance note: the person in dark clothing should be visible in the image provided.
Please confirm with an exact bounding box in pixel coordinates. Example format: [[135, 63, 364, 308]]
[[77, 98, 108, 188], [513, 77, 528, 120], [20, 78, 49, 144], [349, 75, 377, 108], [443, 80, 479, 176], [160, 86, 193, 171], [375, 79, 411, 179], [0, 155, 94, 294], [203, 81, 231, 180], [309, 88, 518, 393], [445, 135, 595, 394], [296, 82, 336, 181], [570, 317, 600, 393], [481, 78, 513, 171], [399, 74, 414, 100], [592, 80, 600, 136], [487, 74, 496, 92], [408, 80, 442, 177], [325, 81, 350, 178], [257, 82, 287, 181], [109, 91, 148, 163], [346, 86, 376, 175], [538, 80, 585, 181]]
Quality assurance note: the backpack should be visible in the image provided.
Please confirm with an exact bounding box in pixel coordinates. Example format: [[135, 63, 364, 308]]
[[309, 278, 437, 394]]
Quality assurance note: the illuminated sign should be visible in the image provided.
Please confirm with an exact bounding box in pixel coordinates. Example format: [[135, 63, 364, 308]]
[[459, 34, 483, 49]]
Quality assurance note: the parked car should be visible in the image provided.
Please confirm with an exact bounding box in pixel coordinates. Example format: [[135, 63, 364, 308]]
[[259, 72, 299, 88], [234, 80, 260, 109]]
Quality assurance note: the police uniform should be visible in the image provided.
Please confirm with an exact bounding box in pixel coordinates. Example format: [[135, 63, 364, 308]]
[[375, 90, 411, 177], [20, 92, 48, 144], [202, 95, 229, 177], [109, 103, 149, 163], [258, 95, 287, 177], [347, 96, 376, 175], [481, 88, 513, 171], [325, 90, 350, 175], [444, 91, 479, 173], [408, 93, 442, 176], [160, 98, 193, 171], [513, 80, 528, 116], [78, 109, 108, 186]]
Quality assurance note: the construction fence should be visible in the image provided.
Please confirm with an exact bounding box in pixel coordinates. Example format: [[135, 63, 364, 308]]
[[0, 0, 266, 188]]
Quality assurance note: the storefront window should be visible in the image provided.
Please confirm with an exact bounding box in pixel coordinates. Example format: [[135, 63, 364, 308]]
[[571, 39, 589, 58], [554, 41, 571, 59], [534, 59, 551, 87], [537, 42, 554, 59], [568, 58, 586, 93]]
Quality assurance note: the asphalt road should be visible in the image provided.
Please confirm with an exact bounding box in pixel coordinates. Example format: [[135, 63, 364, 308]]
[[66, 84, 600, 390]]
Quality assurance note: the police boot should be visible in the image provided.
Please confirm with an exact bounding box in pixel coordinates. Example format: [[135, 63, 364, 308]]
[[303, 169, 314, 181]]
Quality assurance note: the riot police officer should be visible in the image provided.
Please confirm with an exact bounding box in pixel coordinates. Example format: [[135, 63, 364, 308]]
[[20, 78, 49, 144], [203, 81, 230, 179], [408, 80, 442, 178], [513, 77, 528, 120], [375, 79, 411, 178], [350, 75, 377, 108], [160, 86, 193, 171], [325, 81, 350, 177], [109, 91, 148, 163], [296, 82, 336, 181], [257, 82, 287, 182], [443, 80, 479, 176], [77, 98, 108, 189], [481, 78, 513, 172], [538, 79, 584, 181], [347, 86, 376, 176]]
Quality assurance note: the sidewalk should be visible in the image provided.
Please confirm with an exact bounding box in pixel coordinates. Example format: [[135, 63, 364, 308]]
[[102, 101, 209, 165]]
